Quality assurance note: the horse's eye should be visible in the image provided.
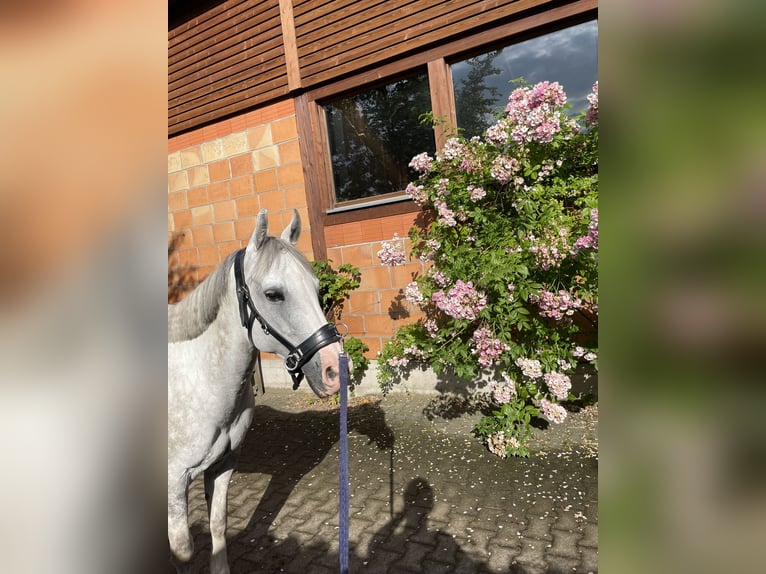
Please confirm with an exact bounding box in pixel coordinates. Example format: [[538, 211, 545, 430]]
[[264, 290, 284, 302]]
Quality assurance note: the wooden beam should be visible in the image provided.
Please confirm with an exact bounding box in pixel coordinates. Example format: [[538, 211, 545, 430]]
[[427, 58, 458, 150], [279, 0, 302, 91]]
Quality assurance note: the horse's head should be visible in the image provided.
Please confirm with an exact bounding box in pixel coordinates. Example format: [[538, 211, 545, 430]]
[[241, 209, 344, 398]]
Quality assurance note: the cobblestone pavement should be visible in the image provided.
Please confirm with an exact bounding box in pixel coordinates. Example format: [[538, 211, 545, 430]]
[[176, 389, 598, 573]]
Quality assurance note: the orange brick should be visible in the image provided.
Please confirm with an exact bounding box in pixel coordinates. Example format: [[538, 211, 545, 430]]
[[271, 116, 297, 143], [191, 225, 214, 246], [208, 181, 230, 202], [360, 218, 384, 242], [236, 195, 261, 217], [229, 175, 253, 198], [360, 337, 381, 359], [284, 185, 308, 209], [276, 163, 304, 188], [197, 265, 216, 281], [259, 190, 285, 211], [341, 315, 365, 336], [177, 248, 198, 267], [187, 186, 208, 208], [253, 169, 277, 192], [349, 290, 379, 315], [217, 240, 240, 260], [198, 245, 219, 265], [208, 159, 231, 182], [278, 140, 302, 164], [168, 190, 188, 212], [391, 262, 423, 286], [191, 205, 213, 225], [173, 210, 192, 229], [326, 247, 342, 263], [213, 200, 236, 222], [295, 231, 313, 255], [341, 243, 373, 268], [342, 222, 364, 245], [360, 266, 391, 290], [235, 217, 256, 240], [365, 314, 396, 336], [230, 153, 253, 177], [212, 222, 235, 243], [324, 225, 344, 247]]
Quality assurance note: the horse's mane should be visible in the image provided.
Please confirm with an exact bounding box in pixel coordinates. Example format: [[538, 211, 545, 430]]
[[167, 237, 313, 343]]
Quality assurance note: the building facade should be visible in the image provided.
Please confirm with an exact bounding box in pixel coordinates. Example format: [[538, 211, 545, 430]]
[[168, 0, 598, 362]]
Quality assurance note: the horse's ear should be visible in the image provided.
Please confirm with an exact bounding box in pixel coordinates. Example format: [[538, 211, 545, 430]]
[[248, 209, 269, 252], [280, 209, 301, 245]]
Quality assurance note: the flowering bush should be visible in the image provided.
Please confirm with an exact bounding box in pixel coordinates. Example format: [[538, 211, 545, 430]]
[[377, 80, 598, 457]]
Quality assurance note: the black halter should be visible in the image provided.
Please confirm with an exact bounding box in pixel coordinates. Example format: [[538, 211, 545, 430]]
[[234, 249, 342, 390]]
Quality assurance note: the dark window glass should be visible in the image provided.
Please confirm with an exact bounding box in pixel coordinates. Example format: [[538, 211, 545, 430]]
[[324, 72, 436, 204], [451, 20, 598, 139]]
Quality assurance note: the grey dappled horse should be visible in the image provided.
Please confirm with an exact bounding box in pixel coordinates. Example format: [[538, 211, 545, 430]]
[[168, 209, 344, 573]]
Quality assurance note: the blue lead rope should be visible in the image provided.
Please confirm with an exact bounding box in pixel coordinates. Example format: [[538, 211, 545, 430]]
[[338, 352, 350, 574]]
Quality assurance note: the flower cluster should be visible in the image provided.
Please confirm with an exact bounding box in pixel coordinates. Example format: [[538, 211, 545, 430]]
[[490, 372, 516, 404], [405, 182, 428, 206], [573, 208, 598, 251], [432, 280, 487, 320], [585, 81, 598, 126], [543, 371, 572, 401], [377, 235, 406, 266], [471, 327, 510, 367], [404, 281, 424, 305], [438, 137, 467, 162], [573, 346, 598, 362], [540, 399, 568, 424], [529, 289, 582, 321], [487, 431, 520, 458], [528, 227, 571, 270], [505, 81, 567, 144], [468, 185, 486, 202], [515, 357, 543, 380], [490, 155, 519, 183], [434, 198, 457, 227], [409, 152, 433, 173]]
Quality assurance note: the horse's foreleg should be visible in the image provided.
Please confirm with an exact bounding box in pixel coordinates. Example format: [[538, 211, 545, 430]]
[[168, 476, 193, 571], [205, 451, 236, 574]]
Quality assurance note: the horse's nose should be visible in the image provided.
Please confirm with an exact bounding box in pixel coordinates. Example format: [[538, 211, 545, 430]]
[[325, 365, 338, 383]]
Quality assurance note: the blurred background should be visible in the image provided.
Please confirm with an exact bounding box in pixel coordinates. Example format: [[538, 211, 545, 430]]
[[0, 0, 764, 572]]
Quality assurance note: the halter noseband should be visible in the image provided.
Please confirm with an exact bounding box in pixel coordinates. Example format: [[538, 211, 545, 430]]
[[234, 249, 342, 390]]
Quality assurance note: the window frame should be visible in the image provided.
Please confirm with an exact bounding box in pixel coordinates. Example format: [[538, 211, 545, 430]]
[[296, 2, 596, 256]]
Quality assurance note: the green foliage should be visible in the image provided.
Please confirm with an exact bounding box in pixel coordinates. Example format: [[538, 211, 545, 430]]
[[377, 80, 599, 457]]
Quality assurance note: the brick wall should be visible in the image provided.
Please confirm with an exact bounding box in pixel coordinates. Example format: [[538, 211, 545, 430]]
[[168, 100, 312, 302], [168, 100, 425, 360], [325, 213, 427, 358]]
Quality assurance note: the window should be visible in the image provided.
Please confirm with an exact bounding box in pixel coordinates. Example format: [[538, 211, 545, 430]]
[[323, 71, 436, 205], [451, 20, 598, 139]]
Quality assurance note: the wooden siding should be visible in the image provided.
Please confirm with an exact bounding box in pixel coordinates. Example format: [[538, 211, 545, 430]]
[[169, 0, 288, 135], [170, 0, 578, 135]]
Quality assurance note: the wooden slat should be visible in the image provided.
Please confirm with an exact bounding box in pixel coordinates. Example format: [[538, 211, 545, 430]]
[[279, 0, 302, 90], [427, 58, 458, 148], [299, 0, 546, 85], [169, 11, 282, 76], [294, 0, 398, 35], [169, 41, 284, 101]]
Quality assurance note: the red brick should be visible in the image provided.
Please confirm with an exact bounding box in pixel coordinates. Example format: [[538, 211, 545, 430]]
[[391, 262, 423, 286], [360, 266, 391, 291], [341, 315, 365, 336], [360, 337, 381, 359], [236, 196, 261, 217], [360, 218, 384, 242], [213, 200, 236, 222], [212, 222, 235, 243], [365, 314, 396, 336], [208, 159, 231, 182], [324, 225, 344, 248]]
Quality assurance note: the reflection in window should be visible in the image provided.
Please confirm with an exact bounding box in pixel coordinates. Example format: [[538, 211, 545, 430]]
[[324, 72, 436, 204], [451, 20, 598, 139]]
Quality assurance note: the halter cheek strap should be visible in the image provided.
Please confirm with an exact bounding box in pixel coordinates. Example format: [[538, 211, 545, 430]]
[[234, 249, 342, 389]]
